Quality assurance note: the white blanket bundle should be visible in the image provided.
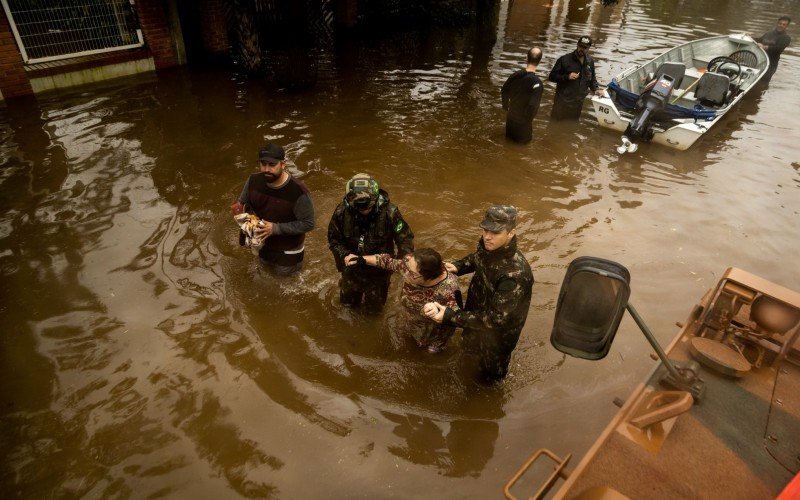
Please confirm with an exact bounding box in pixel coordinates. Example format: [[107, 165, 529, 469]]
[[234, 213, 267, 255]]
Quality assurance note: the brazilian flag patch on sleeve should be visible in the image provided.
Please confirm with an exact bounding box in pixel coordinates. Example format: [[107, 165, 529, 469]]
[[395, 219, 405, 233]]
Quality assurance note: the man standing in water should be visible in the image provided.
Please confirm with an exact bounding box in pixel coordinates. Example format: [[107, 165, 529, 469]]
[[230, 143, 315, 276], [328, 173, 414, 312], [548, 36, 604, 120], [501, 47, 544, 143], [424, 205, 533, 381], [754, 16, 792, 85]]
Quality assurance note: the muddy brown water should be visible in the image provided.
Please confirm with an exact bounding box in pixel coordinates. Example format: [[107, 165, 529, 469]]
[[1, 0, 799, 497]]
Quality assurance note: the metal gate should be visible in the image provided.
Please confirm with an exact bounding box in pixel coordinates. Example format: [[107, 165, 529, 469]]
[[1, 0, 144, 64]]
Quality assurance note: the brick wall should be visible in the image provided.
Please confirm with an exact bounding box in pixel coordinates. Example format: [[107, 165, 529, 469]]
[[0, 9, 33, 98], [136, 0, 178, 69], [200, 0, 229, 55]]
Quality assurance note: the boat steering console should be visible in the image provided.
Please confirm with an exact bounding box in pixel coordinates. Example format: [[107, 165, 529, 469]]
[[707, 56, 742, 82]]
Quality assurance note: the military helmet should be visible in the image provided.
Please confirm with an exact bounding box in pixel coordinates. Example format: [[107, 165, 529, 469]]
[[345, 173, 380, 210]]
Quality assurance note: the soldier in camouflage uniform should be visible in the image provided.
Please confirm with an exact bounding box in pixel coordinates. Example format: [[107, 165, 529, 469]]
[[425, 205, 533, 381], [328, 173, 414, 312]]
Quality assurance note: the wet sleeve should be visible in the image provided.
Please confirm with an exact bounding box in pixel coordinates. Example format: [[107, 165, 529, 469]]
[[773, 34, 791, 53], [327, 208, 349, 271], [452, 253, 476, 276], [529, 79, 543, 116], [391, 208, 414, 257], [375, 254, 403, 273], [501, 73, 513, 110], [237, 178, 250, 205], [273, 192, 315, 235], [548, 56, 567, 83], [443, 277, 525, 331]]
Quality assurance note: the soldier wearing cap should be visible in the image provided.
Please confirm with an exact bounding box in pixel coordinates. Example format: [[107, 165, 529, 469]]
[[548, 36, 604, 120], [424, 205, 533, 381], [230, 143, 315, 275], [328, 174, 414, 312]]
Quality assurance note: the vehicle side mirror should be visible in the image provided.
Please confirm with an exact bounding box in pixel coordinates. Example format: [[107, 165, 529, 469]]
[[550, 256, 631, 360]]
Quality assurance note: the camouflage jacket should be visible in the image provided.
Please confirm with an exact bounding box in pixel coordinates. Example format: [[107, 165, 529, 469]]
[[443, 236, 533, 338], [327, 189, 414, 272]]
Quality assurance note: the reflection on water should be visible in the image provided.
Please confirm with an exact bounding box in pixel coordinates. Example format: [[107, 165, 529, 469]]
[[384, 413, 500, 478], [1, 0, 799, 497]]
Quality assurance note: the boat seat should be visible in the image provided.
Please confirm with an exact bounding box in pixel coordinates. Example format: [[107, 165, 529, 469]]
[[695, 71, 730, 106], [653, 62, 686, 89]]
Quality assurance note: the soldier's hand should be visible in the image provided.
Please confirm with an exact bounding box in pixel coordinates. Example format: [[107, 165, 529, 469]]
[[569, 72, 580, 80], [344, 254, 359, 266], [444, 262, 457, 273]]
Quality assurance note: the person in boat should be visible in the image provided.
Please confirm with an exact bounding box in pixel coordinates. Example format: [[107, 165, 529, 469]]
[[754, 16, 792, 85], [548, 36, 604, 120], [345, 248, 462, 352], [328, 173, 414, 313], [230, 143, 315, 276], [501, 47, 545, 143], [423, 205, 533, 381]]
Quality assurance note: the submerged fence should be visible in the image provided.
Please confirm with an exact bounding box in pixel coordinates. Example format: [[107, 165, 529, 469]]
[[1, 0, 144, 64]]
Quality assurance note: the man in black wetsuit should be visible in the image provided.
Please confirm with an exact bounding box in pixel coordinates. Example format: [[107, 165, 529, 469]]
[[501, 47, 544, 143], [548, 36, 604, 121], [754, 16, 792, 85]]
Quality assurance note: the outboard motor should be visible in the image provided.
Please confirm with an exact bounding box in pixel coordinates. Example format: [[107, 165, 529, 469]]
[[617, 73, 678, 154]]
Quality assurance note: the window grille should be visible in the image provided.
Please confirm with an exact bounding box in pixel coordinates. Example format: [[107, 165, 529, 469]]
[[1, 0, 144, 64]]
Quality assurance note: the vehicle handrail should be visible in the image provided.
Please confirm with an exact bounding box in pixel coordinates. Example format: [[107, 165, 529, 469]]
[[503, 448, 572, 500]]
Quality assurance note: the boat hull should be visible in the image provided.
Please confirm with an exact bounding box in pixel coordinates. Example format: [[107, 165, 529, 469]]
[[590, 95, 714, 151], [592, 34, 768, 151]]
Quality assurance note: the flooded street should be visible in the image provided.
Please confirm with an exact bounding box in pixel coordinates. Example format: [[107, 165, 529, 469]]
[[1, 0, 799, 497]]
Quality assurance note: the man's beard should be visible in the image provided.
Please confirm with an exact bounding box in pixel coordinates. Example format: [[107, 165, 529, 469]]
[[263, 171, 280, 182]]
